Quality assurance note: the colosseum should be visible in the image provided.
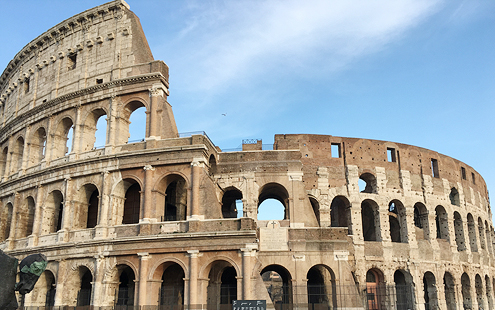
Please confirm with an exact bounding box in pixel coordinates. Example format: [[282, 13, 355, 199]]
[[0, 1, 493, 310]]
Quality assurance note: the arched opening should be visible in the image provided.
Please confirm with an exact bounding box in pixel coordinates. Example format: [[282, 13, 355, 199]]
[[122, 181, 141, 224], [206, 261, 237, 309], [467, 213, 478, 252], [366, 268, 385, 310], [394, 270, 414, 310], [361, 199, 380, 241], [443, 272, 456, 310], [1, 202, 13, 240], [449, 187, 460, 206], [81, 109, 107, 151], [74, 184, 99, 229], [478, 217, 486, 250], [165, 178, 187, 221], [475, 274, 484, 309], [0, 146, 8, 176], [12, 136, 24, 172], [42, 191, 64, 234], [485, 220, 492, 254], [486, 275, 493, 310], [77, 267, 93, 306], [330, 196, 351, 233], [309, 196, 320, 226], [423, 272, 438, 310], [29, 127, 46, 166], [435, 206, 449, 241], [53, 117, 73, 158], [258, 183, 289, 220], [160, 263, 185, 308], [307, 265, 337, 309], [359, 173, 377, 194], [222, 187, 243, 219], [128, 105, 146, 143], [453, 212, 466, 251], [116, 266, 136, 306], [389, 200, 407, 243], [461, 273, 472, 310], [261, 265, 292, 309], [30, 270, 56, 307], [17, 196, 35, 238]]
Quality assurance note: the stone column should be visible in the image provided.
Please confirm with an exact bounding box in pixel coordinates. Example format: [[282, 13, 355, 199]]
[[44, 115, 54, 165], [106, 95, 118, 153], [189, 159, 205, 220], [95, 171, 110, 239], [54, 259, 67, 307], [137, 252, 151, 306], [187, 250, 202, 309], [20, 125, 31, 174], [59, 177, 72, 242], [7, 193, 19, 249], [142, 165, 155, 222], [148, 86, 164, 139], [3, 136, 13, 179], [241, 246, 257, 299], [71, 105, 82, 155], [29, 185, 44, 246]]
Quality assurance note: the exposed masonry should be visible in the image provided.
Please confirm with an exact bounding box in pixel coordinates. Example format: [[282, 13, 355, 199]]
[[0, 1, 493, 309]]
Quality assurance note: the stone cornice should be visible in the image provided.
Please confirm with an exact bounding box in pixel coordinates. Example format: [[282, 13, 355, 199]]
[[0, 72, 167, 140]]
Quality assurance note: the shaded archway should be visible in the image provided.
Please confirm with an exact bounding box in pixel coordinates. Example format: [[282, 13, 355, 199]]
[[28, 127, 46, 167], [122, 181, 141, 224], [461, 273, 472, 310], [0, 146, 8, 177], [485, 220, 492, 254], [74, 184, 99, 229], [29, 270, 56, 307], [361, 199, 380, 241], [12, 136, 24, 173], [160, 263, 185, 308], [486, 275, 493, 310], [443, 272, 456, 310], [467, 213, 478, 252], [389, 200, 407, 243], [1, 202, 14, 240], [453, 211, 466, 251], [366, 268, 385, 310], [423, 272, 438, 310], [41, 190, 64, 234], [258, 183, 289, 220], [449, 187, 460, 206], [478, 217, 486, 250], [309, 196, 320, 226], [307, 265, 337, 309], [52, 117, 73, 158], [206, 261, 238, 310], [116, 265, 136, 306], [81, 108, 107, 152], [222, 187, 243, 219], [261, 265, 292, 309], [164, 176, 187, 221], [65, 266, 93, 307], [330, 196, 351, 233], [435, 206, 449, 241], [118, 101, 146, 144], [475, 274, 484, 310], [359, 173, 377, 194], [16, 196, 36, 238], [394, 270, 414, 310]]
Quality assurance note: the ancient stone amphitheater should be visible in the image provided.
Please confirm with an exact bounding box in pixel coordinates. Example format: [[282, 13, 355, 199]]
[[0, 1, 493, 309]]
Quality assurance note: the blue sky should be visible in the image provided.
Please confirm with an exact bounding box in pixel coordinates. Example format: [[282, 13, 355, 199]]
[[0, 0, 494, 221]]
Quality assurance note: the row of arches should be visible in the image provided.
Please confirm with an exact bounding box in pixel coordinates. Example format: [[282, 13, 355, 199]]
[[0, 103, 146, 177]]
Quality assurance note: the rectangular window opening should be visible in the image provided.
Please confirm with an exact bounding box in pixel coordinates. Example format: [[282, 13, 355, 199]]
[[331, 143, 341, 158], [68, 54, 77, 70], [24, 78, 30, 93], [461, 167, 466, 180], [472, 172, 475, 184], [431, 158, 439, 178], [387, 148, 396, 162]]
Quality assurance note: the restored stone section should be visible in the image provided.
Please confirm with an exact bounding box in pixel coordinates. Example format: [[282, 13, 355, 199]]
[[0, 2, 493, 309]]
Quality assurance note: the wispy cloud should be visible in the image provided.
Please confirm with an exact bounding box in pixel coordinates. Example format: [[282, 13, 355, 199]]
[[157, 0, 444, 92]]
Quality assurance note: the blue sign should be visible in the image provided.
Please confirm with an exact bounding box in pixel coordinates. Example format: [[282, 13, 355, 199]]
[[233, 300, 266, 310]]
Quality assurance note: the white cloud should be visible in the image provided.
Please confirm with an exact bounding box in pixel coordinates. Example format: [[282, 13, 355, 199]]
[[157, 0, 444, 92]]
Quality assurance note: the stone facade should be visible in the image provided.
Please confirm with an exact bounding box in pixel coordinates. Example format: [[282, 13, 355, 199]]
[[0, 1, 493, 309]]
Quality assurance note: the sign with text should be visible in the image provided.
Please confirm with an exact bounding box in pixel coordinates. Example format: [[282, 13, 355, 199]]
[[233, 300, 266, 310]]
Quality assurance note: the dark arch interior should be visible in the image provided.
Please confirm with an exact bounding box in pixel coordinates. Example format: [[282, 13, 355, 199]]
[[362, 201, 377, 241], [117, 266, 135, 306], [261, 265, 292, 306], [222, 188, 243, 218], [77, 268, 93, 306], [123, 182, 141, 224], [160, 263, 185, 306]]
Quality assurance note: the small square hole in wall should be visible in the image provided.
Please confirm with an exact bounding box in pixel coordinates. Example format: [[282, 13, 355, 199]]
[[331, 143, 341, 158], [387, 148, 396, 162], [96, 78, 103, 84]]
